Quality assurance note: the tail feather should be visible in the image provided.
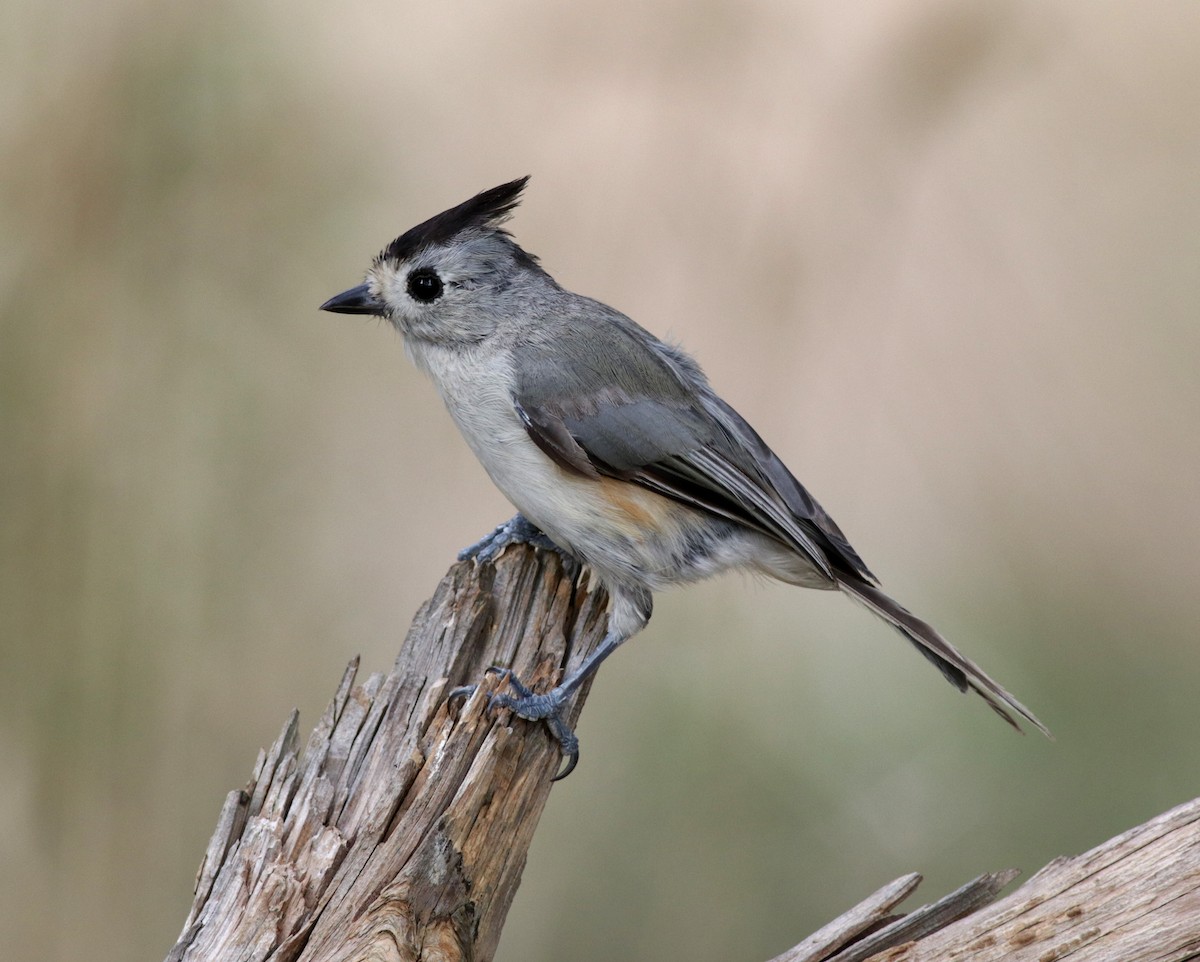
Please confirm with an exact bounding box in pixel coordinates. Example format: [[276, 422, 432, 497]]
[[837, 577, 1052, 738]]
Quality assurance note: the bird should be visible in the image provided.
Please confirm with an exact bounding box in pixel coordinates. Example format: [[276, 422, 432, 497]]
[[321, 177, 1049, 778]]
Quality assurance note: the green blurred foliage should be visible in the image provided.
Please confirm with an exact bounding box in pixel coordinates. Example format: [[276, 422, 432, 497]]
[[2, 2, 1199, 961]]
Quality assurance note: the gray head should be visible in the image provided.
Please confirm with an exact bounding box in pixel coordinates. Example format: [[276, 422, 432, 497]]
[[320, 177, 551, 344]]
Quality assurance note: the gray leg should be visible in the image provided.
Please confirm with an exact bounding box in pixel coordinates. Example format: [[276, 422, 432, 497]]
[[491, 629, 626, 779], [449, 587, 652, 779]]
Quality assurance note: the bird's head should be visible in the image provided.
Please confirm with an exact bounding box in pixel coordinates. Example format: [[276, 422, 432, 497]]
[[320, 176, 545, 345]]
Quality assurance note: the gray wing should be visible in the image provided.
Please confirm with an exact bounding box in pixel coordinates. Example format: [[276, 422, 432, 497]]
[[511, 317, 875, 583], [511, 313, 1051, 736]]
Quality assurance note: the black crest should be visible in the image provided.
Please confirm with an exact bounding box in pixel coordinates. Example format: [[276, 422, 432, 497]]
[[378, 177, 531, 266]]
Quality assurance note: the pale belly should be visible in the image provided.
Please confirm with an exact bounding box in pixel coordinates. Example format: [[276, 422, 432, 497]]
[[416, 342, 830, 591]]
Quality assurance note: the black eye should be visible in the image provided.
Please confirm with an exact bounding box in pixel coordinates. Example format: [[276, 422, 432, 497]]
[[406, 268, 444, 303]]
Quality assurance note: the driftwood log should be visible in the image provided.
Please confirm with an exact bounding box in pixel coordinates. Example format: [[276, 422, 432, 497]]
[[167, 546, 1200, 962]]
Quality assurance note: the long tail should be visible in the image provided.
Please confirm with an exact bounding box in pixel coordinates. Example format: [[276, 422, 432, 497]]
[[838, 576, 1051, 738]]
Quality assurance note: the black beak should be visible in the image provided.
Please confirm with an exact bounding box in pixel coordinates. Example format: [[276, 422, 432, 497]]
[[319, 283, 385, 315]]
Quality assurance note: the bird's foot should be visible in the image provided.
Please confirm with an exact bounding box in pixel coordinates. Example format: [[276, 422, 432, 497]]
[[458, 513, 578, 576], [449, 667, 580, 780]]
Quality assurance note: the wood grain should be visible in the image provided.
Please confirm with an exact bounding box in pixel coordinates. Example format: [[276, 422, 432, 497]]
[[167, 545, 1200, 961], [168, 546, 607, 962]]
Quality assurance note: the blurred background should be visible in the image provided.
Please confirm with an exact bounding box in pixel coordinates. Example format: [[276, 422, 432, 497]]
[[3, 0, 1198, 959]]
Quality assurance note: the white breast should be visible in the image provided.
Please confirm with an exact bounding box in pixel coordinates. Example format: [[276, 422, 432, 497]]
[[407, 340, 574, 527], [403, 338, 776, 591]]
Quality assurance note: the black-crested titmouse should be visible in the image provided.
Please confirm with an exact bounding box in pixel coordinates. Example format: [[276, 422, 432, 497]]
[[321, 178, 1049, 777]]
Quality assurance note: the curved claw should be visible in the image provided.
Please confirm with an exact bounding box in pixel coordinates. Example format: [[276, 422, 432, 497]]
[[483, 666, 533, 700], [553, 750, 579, 781], [458, 515, 548, 564], [447, 683, 478, 705], [458, 515, 581, 578], [547, 716, 580, 781], [450, 665, 582, 779], [448, 667, 522, 711], [458, 520, 515, 564]]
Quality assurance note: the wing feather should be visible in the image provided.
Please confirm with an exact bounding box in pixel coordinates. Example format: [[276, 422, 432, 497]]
[[511, 327, 862, 581], [508, 319, 1049, 737]]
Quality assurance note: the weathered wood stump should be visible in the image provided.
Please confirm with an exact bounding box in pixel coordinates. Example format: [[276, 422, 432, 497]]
[[167, 546, 1200, 962]]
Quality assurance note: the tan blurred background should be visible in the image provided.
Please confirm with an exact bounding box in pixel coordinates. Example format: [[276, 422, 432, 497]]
[[3, 0, 1199, 959]]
